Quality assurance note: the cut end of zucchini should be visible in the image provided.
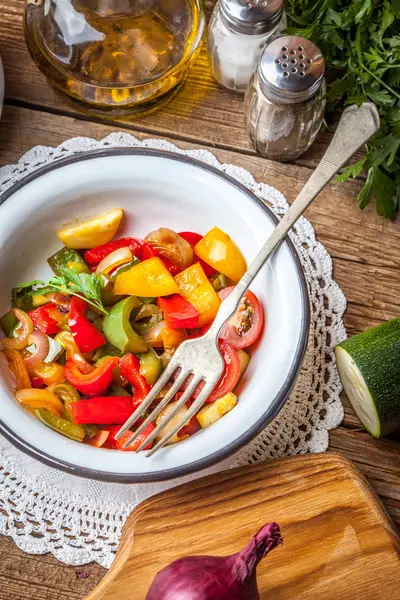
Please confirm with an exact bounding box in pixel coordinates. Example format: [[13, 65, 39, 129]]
[[335, 346, 381, 437]]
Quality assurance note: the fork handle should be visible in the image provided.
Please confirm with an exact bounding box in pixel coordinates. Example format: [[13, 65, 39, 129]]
[[207, 102, 380, 337]]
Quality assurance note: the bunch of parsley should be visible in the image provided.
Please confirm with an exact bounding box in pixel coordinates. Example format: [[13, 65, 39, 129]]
[[285, 0, 400, 218]]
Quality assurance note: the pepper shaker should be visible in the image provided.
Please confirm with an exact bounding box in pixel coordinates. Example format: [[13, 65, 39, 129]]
[[244, 36, 326, 161], [208, 0, 286, 93]]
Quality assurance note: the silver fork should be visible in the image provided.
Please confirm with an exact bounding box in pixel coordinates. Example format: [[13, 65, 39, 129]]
[[116, 102, 380, 456]]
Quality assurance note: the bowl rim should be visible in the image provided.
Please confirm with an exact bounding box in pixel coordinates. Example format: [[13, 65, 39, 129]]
[[0, 147, 310, 482]]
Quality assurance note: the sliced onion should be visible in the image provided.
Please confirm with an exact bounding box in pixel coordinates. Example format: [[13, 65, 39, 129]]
[[95, 247, 133, 275], [144, 320, 167, 348], [24, 331, 50, 369], [2, 309, 34, 351]]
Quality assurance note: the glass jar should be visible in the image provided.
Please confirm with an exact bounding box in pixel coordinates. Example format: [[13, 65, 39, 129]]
[[24, 0, 205, 117], [208, 0, 285, 93], [244, 35, 326, 161]]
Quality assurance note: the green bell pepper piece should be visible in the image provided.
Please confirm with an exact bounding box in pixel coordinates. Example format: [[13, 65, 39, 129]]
[[0, 311, 19, 336], [93, 343, 121, 362], [84, 424, 98, 439], [132, 304, 163, 336], [110, 384, 131, 397], [139, 348, 163, 386], [212, 273, 228, 292], [103, 296, 148, 354], [110, 259, 140, 280], [34, 408, 86, 442], [99, 274, 126, 306], [11, 286, 36, 312], [47, 247, 90, 276]]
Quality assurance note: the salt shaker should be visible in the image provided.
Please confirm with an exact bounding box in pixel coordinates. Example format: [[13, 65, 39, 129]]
[[245, 36, 326, 161], [208, 0, 285, 93]]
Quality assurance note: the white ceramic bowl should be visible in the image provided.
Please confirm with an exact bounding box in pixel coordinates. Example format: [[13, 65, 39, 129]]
[[0, 149, 309, 482]]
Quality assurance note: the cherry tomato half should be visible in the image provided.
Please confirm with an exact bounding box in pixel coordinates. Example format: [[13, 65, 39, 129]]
[[218, 287, 264, 349], [206, 340, 241, 403]]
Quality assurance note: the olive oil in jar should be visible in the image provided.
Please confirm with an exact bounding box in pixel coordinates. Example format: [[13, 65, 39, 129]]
[[25, 0, 205, 116]]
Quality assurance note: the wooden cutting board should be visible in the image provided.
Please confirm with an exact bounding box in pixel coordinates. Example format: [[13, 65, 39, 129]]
[[86, 453, 400, 600]]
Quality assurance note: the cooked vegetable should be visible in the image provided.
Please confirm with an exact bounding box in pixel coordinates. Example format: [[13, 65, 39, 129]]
[[141, 243, 181, 275], [114, 423, 155, 451], [0, 310, 19, 336], [68, 297, 106, 353], [95, 246, 133, 275], [24, 331, 50, 369], [98, 273, 125, 306], [51, 381, 81, 421], [119, 353, 150, 405], [158, 295, 200, 329], [155, 401, 192, 445], [335, 319, 400, 438], [2, 309, 34, 350], [207, 341, 241, 403], [29, 361, 66, 386], [4, 348, 32, 389], [110, 384, 131, 397], [47, 247, 90, 276], [161, 328, 187, 355], [65, 356, 119, 397], [93, 343, 121, 361], [179, 231, 216, 276], [194, 227, 247, 282], [219, 288, 264, 349], [84, 237, 144, 266], [145, 523, 282, 600], [143, 319, 167, 348], [28, 304, 61, 336], [11, 286, 36, 312], [103, 296, 147, 353], [15, 388, 64, 416], [115, 257, 180, 297], [31, 294, 50, 308], [211, 273, 228, 292], [145, 228, 194, 270], [139, 348, 163, 387], [132, 303, 163, 336], [34, 408, 86, 441], [237, 349, 250, 378], [58, 208, 124, 249], [175, 263, 221, 326], [197, 392, 238, 428], [55, 331, 94, 374], [71, 396, 134, 425], [85, 429, 110, 447]]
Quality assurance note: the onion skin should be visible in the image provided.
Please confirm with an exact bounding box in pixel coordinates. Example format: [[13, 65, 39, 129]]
[[145, 228, 193, 270], [146, 523, 282, 600], [24, 331, 50, 369]]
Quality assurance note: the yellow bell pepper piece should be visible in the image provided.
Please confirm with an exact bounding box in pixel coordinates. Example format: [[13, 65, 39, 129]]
[[174, 263, 220, 326], [194, 227, 247, 283], [15, 388, 65, 416], [58, 209, 123, 249], [114, 257, 180, 297], [196, 392, 238, 428]]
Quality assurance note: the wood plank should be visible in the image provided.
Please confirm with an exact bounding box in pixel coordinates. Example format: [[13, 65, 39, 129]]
[[86, 453, 400, 600], [0, 536, 104, 600], [0, 0, 365, 170], [0, 105, 393, 270]]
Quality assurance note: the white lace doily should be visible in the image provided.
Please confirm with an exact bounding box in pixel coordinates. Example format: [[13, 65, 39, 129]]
[[0, 133, 346, 568]]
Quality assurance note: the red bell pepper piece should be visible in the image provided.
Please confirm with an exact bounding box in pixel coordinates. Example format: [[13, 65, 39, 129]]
[[141, 243, 181, 276], [68, 296, 106, 353], [83, 237, 144, 266], [71, 396, 134, 425], [65, 357, 119, 397], [119, 353, 150, 404], [28, 304, 61, 335], [31, 376, 46, 389], [102, 423, 155, 451], [178, 231, 216, 277], [157, 295, 200, 329]]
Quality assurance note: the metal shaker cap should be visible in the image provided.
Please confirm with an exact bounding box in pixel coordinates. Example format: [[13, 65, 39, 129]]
[[258, 36, 325, 102], [219, 0, 284, 35]]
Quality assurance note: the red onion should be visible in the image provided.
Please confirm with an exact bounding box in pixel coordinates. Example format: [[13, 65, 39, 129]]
[[24, 331, 50, 369], [146, 522, 282, 600]]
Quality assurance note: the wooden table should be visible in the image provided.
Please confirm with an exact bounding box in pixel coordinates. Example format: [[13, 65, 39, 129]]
[[0, 2, 400, 598]]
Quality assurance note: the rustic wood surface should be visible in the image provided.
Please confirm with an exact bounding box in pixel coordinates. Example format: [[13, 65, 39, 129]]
[[0, 0, 399, 597], [86, 454, 400, 600]]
